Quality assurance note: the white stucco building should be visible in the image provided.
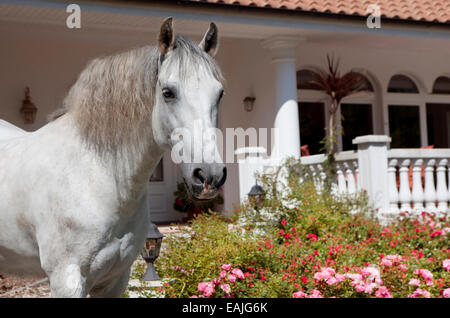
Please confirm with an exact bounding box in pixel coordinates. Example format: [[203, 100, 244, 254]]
[[1, 0, 450, 222]]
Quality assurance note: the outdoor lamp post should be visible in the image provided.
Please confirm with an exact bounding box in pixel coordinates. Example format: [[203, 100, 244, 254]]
[[141, 223, 164, 281], [248, 181, 264, 211]]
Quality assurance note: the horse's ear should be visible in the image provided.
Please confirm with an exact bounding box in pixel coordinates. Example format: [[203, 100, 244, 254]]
[[158, 17, 174, 55], [199, 22, 219, 57]]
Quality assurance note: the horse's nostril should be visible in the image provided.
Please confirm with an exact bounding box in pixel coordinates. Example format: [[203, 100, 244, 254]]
[[216, 167, 227, 188], [193, 168, 206, 184]]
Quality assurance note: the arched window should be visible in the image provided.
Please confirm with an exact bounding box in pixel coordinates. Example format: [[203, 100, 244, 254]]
[[296, 69, 325, 154], [353, 73, 374, 92], [432, 76, 450, 94], [387, 75, 421, 148], [387, 74, 419, 93], [297, 69, 322, 90], [340, 73, 374, 150]]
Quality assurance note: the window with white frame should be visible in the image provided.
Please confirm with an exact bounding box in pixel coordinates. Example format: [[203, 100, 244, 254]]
[[340, 73, 375, 150], [297, 69, 377, 153], [427, 76, 450, 148], [387, 74, 423, 148], [297, 69, 327, 155]]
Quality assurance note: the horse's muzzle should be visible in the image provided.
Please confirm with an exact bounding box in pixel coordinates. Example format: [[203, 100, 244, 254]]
[[189, 164, 227, 200]]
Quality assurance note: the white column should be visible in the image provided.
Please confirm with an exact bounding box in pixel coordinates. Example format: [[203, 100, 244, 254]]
[[353, 135, 391, 215], [262, 36, 304, 162]]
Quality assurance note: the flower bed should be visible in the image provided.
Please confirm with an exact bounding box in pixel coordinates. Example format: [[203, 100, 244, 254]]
[[151, 166, 449, 298]]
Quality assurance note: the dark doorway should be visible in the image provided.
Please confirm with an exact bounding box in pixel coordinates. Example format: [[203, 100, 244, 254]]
[[341, 103, 373, 150], [298, 102, 326, 155], [389, 105, 421, 148], [427, 103, 450, 148]]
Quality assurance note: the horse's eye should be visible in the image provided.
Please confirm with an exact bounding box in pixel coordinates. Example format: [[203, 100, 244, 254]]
[[162, 88, 175, 100], [218, 90, 224, 102]]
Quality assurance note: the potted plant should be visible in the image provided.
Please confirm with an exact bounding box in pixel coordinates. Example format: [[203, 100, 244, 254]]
[[173, 182, 224, 222]]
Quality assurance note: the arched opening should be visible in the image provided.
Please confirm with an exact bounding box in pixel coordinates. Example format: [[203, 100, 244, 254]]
[[296, 69, 377, 153], [428, 76, 450, 148], [340, 73, 375, 150], [296, 69, 322, 90], [388, 74, 419, 93], [432, 76, 450, 94], [387, 74, 421, 148]]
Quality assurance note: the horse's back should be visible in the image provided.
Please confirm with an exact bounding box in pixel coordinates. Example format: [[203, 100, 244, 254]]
[[0, 119, 28, 142]]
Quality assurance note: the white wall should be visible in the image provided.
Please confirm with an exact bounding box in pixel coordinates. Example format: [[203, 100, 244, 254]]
[[1, 19, 450, 216]]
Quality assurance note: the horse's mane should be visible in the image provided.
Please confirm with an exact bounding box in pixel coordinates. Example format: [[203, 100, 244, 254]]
[[52, 35, 224, 154]]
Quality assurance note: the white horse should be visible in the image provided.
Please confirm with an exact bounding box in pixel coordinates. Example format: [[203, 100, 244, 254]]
[[0, 18, 226, 297]]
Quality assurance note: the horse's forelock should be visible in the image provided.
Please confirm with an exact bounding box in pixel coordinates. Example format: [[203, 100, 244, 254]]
[[166, 35, 225, 86]]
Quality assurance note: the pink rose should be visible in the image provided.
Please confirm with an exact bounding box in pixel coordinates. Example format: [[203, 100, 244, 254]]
[[221, 264, 232, 271], [220, 283, 231, 294], [228, 274, 236, 283], [335, 274, 346, 283], [219, 270, 227, 279], [375, 286, 393, 298], [355, 284, 365, 293], [414, 268, 434, 286], [314, 272, 324, 282], [408, 278, 421, 287], [231, 268, 245, 279], [443, 288, 450, 298], [198, 281, 215, 298], [326, 276, 338, 285], [309, 289, 323, 298], [408, 288, 431, 298], [443, 259, 450, 271], [363, 283, 376, 295], [293, 290, 307, 298], [380, 259, 393, 267]]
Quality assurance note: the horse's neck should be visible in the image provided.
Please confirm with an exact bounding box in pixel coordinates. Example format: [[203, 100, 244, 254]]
[[109, 139, 164, 211], [49, 115, 164, 213]]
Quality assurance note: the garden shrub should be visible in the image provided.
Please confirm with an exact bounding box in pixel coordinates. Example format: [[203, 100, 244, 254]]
[[149, 160, 449, 298]]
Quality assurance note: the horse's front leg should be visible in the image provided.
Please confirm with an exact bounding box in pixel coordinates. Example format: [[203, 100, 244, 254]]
[[89, 268, 131, 298], [48, 264, 87, 298]]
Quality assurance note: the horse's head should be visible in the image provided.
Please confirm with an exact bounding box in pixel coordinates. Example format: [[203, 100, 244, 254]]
[[152, 18, 227, 200]]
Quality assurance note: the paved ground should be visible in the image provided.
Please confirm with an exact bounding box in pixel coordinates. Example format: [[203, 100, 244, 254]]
[[0, 223, 185, 298]]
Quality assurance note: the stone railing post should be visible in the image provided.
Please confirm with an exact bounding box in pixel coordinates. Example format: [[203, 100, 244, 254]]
[[353, 135, 391, 217]]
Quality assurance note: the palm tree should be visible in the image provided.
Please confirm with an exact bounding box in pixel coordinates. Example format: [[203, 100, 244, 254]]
[[310, 54, 367, 155]]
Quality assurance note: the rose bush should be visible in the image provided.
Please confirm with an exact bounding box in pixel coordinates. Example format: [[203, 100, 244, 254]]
[[150, 161, 449, 298]]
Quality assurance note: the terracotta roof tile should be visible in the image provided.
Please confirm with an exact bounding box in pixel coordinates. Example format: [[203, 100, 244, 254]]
[[185, 0, 450, 23]]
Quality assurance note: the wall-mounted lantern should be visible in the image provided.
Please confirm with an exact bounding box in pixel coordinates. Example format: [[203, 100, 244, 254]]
[[20, 87, 37, 124], [243, 96, 256, 112]]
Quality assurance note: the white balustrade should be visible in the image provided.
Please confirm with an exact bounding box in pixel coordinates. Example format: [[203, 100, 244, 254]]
[[411, 159, 424, 214], [345, 161, 356, 195], [436, 159, 448, 212], [387, 159, 400, 214], [237, 136, 450, 219], [398, 159, 412, 212], [336, 163, 347, 195], [423, 159, 437, 212], [387, 148, 450, 215], [354, 161, 361, 191]]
